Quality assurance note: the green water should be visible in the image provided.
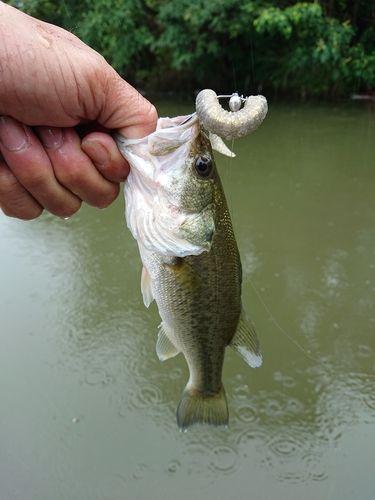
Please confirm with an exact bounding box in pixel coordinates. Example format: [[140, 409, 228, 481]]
[[1, 102, 375, 499]]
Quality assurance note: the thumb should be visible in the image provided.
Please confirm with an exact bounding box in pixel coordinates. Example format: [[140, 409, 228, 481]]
[[99, 70, 158, 139]]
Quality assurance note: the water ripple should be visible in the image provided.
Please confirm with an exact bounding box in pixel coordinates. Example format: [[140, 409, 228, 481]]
[[262, 426, 325, 484], [168, 367, 183, 380], [131, 463, 148, 481], [274, 371, 297, 388], [234, 402, 260, 423], [286, 397, 305, 414], [235, 425, 270, 458], [266, 428, 307, 460], [232, 384, 251, 401], [302, 454, 328, 482], [357, 344, 372, 358], [165, 459, 181, 476], [175, 430, 242, 479], [127, 384, 164, 410], [209, 444, 239, 475], [264, 395, 288, 417], [364, 391, 375, 413], [85, 367, 114, 386]]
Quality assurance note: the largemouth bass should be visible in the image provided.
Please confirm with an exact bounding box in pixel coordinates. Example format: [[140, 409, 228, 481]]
[[115, 95, 266, 431]]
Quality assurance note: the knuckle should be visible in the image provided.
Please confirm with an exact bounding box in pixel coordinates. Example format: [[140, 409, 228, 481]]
[[56, 163, 86, 188], [22, 170, 51, 192]]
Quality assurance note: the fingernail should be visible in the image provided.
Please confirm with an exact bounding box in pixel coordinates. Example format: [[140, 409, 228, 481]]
[[0, 116, 28, 151], [38, 127, 64, 148], [81, 141, 110, 168]]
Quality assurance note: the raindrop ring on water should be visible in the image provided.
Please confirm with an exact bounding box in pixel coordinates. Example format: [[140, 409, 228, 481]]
[[209, 444, 240, 475], [127, 383, 164, 410]]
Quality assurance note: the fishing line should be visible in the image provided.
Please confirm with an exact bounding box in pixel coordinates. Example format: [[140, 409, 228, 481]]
[[250, 39, 255, 89], [229, 64, 238, 216], [232, 62, 238, 94], [248, 279, 324, 363], [228, 139, 235, 217], [61, 0, 73, 29], [248, 277, 375, 380]]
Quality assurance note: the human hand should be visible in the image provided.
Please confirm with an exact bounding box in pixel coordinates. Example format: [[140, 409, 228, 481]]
[[0, 2, 157, 220]]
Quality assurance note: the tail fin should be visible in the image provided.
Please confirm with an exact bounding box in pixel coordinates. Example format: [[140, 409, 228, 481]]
[[176, 385, 228, 432]]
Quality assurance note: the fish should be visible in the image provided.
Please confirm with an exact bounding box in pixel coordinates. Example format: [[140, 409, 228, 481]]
[[115, 91, 267, 431]]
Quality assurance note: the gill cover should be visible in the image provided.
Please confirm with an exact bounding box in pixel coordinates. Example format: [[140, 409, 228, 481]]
[[115, 115, 215, 258]]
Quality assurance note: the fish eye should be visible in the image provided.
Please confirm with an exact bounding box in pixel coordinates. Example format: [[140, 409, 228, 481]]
[[195, 156, 213, 178]]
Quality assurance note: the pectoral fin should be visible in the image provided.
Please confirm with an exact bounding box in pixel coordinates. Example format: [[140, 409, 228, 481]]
[[156, 323, 180, 361], [141, 266, 154, 308], [229, 309, 262, 368]]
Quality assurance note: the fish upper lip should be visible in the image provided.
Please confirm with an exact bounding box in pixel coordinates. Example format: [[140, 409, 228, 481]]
[[156, 113, 198, 131], [114, 113, 199, 146]]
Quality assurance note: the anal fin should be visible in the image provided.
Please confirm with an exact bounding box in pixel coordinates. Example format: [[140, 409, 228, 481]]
[[156, 323, 180, 361], [229, 309, 262, 368]]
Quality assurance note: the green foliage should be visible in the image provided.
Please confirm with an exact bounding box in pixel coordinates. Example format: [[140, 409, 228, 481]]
[[349, 26, 375, 89], [153, 0, 375, 97], [4, 0, 375, 98], [254, 3, 357, 95], [77, 0, 152, 76], [153, 0, 266, 91], [7, 0, 85, 28]]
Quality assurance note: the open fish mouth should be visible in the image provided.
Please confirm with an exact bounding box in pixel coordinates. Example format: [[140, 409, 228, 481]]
[[115, 89, 267, 159], [114, 113, 199, 160]]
